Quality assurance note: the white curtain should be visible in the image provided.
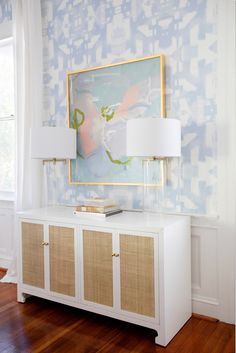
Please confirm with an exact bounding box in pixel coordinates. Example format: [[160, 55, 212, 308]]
[[1, 0, 43, 282]]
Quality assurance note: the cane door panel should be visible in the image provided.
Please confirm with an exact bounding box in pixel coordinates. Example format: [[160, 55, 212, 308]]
[[21, 222, 44, 288], [49, 225, 75, 297], [120, 234, 155, 317], [83, 229, 113, 307]]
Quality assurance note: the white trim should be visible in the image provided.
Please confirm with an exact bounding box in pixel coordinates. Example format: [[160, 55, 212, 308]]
[[217, 0, 236, 324], [0, 21, 12, 41], [192, 295, 219, 307], [0, 37, 13, 48], [0, 115, 15, 121], [44, 222, 49, 292], [0, 192, 15, 202], [0, 255, 13, 269], [0, 199, 14, 209], [113, 230, 120, 311], [192, 297, 220, 319], [122, 208, 219, 219], [191, 224, 218, 231]]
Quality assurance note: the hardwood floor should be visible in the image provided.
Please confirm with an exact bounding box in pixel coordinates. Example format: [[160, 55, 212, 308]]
[[0, 269, 235, 353]]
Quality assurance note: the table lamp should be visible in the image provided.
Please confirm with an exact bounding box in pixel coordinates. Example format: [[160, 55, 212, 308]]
[[126, 118, 181, 211], [30, 126, 76, 205]]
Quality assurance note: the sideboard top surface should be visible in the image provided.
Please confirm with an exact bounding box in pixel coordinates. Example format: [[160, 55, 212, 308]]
[[17, 206, 189, 233]]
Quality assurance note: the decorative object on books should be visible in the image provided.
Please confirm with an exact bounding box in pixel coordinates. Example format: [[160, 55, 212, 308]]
[[67, 54, 165, 186], [126, 117, 181, 211], [74, 198, 121, 217], [82, 198, 116, 207]]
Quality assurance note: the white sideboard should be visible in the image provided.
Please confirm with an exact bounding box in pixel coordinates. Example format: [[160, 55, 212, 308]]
[[17, 206, 191, 346]]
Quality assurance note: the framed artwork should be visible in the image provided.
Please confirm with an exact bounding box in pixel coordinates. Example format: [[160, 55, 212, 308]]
[[67, 54, 165, 186]]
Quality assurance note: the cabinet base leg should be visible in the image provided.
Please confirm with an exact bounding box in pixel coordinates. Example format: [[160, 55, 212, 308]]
[[155, 330, 168, 346], [17, 291, 27, 303]]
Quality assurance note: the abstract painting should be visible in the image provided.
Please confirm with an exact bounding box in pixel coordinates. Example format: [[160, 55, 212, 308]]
[[67, 54, 165, 185]]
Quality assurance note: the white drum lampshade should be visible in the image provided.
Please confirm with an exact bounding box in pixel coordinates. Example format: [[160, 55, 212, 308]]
[[126, 117, 181, 212], [31, 127, 76, 160], [126, 118, 181, 158]]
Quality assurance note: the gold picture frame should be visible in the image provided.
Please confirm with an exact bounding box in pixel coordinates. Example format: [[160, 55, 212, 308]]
[[67, 54, 165, 186]]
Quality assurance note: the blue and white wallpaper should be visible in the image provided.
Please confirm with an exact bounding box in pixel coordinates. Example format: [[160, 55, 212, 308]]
[[0, 0, 217, 215], [0, 0, 11, 23], [42, 0, 217, 215], [41, 0, 218, 215]]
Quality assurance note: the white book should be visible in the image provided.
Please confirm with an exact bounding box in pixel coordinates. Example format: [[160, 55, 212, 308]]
[[73, 209, 122, 218]]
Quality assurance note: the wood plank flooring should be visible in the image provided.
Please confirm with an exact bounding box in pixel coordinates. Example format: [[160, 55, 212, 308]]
[[0, 269, 235, 353]]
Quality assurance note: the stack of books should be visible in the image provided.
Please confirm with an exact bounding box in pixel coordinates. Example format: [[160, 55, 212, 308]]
[[73, 198, 122, 218]]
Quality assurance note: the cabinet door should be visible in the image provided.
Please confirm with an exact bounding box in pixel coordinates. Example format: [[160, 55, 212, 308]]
[[83, 229, 113, 307], [49, 225, 75, 297], [21, 222, 44, 288], [120, 234, 155, 317]]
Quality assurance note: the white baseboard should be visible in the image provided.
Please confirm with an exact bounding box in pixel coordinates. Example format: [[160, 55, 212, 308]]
[[0, 256, 12, 269], [192, 295, 219, 319]]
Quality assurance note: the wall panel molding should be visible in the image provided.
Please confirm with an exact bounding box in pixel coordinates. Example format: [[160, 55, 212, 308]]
[[191, 234, 201, 290], [191, 221, 219, 319]]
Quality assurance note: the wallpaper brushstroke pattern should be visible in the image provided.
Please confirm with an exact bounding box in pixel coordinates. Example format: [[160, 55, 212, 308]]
[[41, 0, 217, 215]]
